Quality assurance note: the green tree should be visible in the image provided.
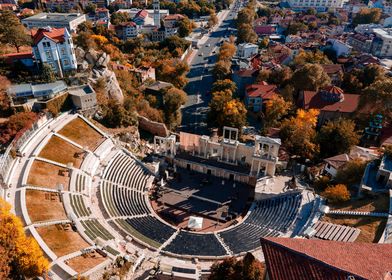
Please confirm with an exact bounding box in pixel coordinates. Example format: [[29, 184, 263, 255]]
[[353, 8, 381, 25], [211, 79, 237, 94], [163, 87, 187, 129], [40, 63, 57, 83], [317, 119, 360, 158], [268, 66, 293, 86], [0, 11, 31, 52], [291, 63, 331, 91], [84, 3, 97, 14], [177, 17, 194, 37]]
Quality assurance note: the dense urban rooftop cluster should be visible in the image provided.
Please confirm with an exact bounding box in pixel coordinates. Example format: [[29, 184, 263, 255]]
[[0, 0, 392, 279]]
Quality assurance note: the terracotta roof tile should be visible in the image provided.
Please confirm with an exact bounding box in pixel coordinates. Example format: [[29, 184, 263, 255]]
[[261, 237, 392, 280], [324, 153, 351, 169], [31, 28, 66, 45], [245, 84, 278, 99], [301, 91, 359, 113]]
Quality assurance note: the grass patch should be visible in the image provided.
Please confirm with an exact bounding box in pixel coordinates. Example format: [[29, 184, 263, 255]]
[[27, 160, 69, 190], [39, 135, 85, 168], [26, 190, 67, 223], [322, 215, 387, 243], [58, 117, 104, 151], [66, 252, 107, 274], [36, 224, 90, 257]]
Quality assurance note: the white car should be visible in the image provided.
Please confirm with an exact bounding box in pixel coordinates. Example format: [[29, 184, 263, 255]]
[[206, 44, 211, 47]]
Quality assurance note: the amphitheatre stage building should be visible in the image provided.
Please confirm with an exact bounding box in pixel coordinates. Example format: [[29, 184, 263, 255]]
[[0, 113, 322, 279]]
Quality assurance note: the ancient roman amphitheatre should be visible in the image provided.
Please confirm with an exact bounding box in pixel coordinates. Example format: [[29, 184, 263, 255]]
[[3, 112, 322, 279]]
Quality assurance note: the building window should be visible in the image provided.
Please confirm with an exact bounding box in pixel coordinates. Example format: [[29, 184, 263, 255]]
[[45, 51, 52, 59], [61, 48, 66, 55], [63, 59, 69, 66]]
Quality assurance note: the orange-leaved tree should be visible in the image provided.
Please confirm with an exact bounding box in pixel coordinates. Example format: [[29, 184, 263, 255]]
[[322, 184, 351, 203], [0, 198, 49, 278]]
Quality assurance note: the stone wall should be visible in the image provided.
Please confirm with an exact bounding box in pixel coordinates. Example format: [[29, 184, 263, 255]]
[[138, 115, 168, 137]]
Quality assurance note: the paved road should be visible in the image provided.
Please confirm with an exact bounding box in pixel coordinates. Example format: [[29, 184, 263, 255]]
[[180, 1, 243, 135]]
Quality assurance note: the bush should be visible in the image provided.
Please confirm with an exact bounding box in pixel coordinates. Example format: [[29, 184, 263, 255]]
[[314, 175, 330, 191], [322, 184, 350, 203]]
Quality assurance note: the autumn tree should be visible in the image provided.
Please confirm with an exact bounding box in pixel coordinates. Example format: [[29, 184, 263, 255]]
[[0, 75, 12, 117], [136, 99, 164, 123], [335, 159, 367, 187], [163, 87, 187, 129], [360, 77, 392, 120], [40, 63, 57, 83], [211, 79, 237, 94], [207, 12, 219, 28], [101, 100, 138, 128], [156, 59, 189, 88], [264, 96, 292, 128], [237, 23, 258, 44], [293, 50, 331, 66], [110, 11, 130, 25], [353, 8, 381, 25], [0, 11, 31, 52], [280, 109, 320, 160], [291, 63, 331, 92], [286, 22, 308, 35], [322, 184, 351, 203], [208, 90, 247, 131], [237, 7, 255, 26], [268, 66, 293, 87], [209, 252, 265, 280], [178, 17, 194, 37], [317, 119, 359, 158], [0, 112, 37, 144], [213, 60, 231, 80], [218, 41, 236, 60], [0, 198, 49, 278]]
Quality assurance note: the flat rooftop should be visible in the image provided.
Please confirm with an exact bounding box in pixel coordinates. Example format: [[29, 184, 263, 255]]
[[68, 85, 94, 96], [23, 12, 85, 22]]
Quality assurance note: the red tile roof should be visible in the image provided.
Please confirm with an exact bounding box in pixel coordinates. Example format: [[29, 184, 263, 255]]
[[321, 64, 344, 75], [164, 14, 185, 21], [301, 90, 359, 113], [245, 83, 278, 99], [1, 51, 33, 64], [135, 9, 148, 19], [31, 28, 66, 45], [261, 237, 392, 280], [254, 25, 276, 35], [324, 153, 351, 169]]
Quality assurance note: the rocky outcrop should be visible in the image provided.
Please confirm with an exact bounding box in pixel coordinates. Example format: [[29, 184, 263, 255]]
[[76, 47, 124, 103]]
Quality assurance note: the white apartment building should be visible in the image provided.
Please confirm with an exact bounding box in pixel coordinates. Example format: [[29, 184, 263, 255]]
[[22, 13, 86, 33], [288, 0, 345, 9], [372, 28, 392, 57], [32, 27, 77, 77], [237, 43, 259, 59]]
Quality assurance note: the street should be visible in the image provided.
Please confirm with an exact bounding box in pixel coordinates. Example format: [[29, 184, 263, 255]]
[[180, 1, 242, 135]]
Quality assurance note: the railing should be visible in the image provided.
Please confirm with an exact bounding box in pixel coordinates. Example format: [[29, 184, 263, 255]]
[[0, 112, 52, 182]]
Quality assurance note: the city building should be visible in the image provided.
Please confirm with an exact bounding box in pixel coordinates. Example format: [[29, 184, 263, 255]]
[[244, 82, 278, 113], [327, 39, 352, 57], [297, 85, 360, 125], [260, 237, 392, 280], [347, 33, 374, 54], [372, 28, 392, 58], [31, 27, 77, 77], [22, 12, 86, 33], [236, 43, 259, 59], [8, 81, 67, 104], [68, 84, 97, 116], [154, 127, 281, 183], [116, 8, 169, 23], [115, 22, 139, 40], [321, 64, 344, 85], [152, 0, 160, 27], [287, 0, 345, 10]]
